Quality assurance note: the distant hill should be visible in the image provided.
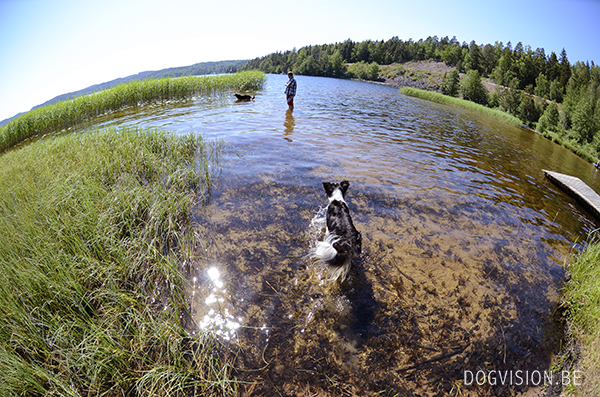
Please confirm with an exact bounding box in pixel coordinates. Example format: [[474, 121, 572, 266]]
[[0, 59, 247, 126]]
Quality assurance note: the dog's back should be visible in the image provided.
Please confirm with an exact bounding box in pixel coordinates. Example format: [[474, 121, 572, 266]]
[[311, 181, 362, 282], [234, 93, 254, 101]]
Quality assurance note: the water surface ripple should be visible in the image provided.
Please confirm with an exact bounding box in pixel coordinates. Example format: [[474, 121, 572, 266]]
[[91, 74, 600, 395]]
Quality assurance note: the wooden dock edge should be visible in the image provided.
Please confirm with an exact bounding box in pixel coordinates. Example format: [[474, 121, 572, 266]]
[[543, 169, 600, 220]]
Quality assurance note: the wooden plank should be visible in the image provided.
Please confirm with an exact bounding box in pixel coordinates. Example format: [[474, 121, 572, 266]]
[[543, 169, 600, 219]]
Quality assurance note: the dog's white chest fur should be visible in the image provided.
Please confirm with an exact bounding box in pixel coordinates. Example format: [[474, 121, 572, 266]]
[[328, 188, 345, 203]]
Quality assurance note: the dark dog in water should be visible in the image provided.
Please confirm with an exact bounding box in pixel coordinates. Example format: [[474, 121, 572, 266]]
[[311, 181, 362, 282], [234, 92, 255, 101]]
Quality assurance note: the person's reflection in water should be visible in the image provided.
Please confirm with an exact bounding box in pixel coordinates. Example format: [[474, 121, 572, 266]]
[[284, 109, 295, 140]]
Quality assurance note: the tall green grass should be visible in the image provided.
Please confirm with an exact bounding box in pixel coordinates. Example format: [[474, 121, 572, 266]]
[[0, 127, 236, 396], [561, 241, 600, 395], [400, 87, 523, 127], [0, 71, 266, 153]]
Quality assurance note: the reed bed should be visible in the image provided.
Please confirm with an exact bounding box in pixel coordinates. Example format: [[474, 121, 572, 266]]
[[0, 127, 236, 396], [400, 87, 523, 127], [0, 71, 265, 152]]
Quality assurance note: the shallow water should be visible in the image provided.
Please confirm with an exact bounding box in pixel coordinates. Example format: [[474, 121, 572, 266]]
[[90, 74, 600, 395]]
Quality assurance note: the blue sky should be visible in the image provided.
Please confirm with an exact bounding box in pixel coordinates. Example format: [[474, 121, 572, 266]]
[[1, 0, 599, 122]]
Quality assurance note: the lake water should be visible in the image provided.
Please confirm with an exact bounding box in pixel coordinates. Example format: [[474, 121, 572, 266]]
[[89, 74, 600, 395]]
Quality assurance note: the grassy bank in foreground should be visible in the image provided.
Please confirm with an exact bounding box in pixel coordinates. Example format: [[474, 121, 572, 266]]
[[0, 127, 236, 395], [561, 241, 600, 396], [0, 71, 266, 153], [400, 87, 523, 127]]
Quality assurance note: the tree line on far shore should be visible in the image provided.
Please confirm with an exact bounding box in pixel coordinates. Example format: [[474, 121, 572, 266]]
[[240, 36, 600, 157]]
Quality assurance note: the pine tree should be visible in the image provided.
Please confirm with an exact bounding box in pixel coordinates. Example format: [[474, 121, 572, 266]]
[[461, 70, 488, 105], [442, 70, 460, 97], [464, 41, 482, 73], [547, 52, 560, 82], [559, 48, 572, 88]]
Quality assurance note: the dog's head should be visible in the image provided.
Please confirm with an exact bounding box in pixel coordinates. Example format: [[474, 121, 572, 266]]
[[322, 181, 349, 200]]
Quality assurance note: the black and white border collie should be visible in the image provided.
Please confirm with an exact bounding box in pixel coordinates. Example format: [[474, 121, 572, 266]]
[[311, 181, 362, 282]]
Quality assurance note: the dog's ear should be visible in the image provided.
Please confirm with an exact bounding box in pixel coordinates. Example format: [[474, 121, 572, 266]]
[[322, 182, 334, 197], [340, 181, 350, 196]]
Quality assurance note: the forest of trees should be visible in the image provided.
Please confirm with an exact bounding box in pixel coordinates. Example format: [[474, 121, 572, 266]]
[[240, 36, 600, 158]]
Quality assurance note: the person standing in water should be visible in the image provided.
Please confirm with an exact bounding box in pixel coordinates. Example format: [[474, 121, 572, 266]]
[[285, 71, 297, 111]]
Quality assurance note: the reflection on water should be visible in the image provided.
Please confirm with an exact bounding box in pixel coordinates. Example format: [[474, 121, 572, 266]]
[[195, 266, 242, 341], [88, 74, 599, 395], [284, 109, 295, 137]]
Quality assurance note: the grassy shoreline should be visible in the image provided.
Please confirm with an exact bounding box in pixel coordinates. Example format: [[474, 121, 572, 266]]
[[400, 86, 523, 127], [0, 127, 236, 395], [0, 71, 266, 153], [537, 129, 598, 164], [560, 241, 600, 395], [0, 72, 265, 395], [399, 86, 599, 165]]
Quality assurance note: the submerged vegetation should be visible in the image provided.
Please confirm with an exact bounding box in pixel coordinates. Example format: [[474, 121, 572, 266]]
[[0, 71, 265, 152], [0, 127, 236, 395]]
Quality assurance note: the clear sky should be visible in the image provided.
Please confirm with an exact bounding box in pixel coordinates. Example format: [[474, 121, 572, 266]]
[[1, 0, 599, 122]]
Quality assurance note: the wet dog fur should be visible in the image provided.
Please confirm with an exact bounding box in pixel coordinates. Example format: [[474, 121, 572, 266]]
[[311, 181, 362, 282], [234, 93, 255, 101]]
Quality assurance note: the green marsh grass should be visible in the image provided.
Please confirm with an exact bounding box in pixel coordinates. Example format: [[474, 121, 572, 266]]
[[400, 87, 523, 127], [0, 127, 236, 396], [561, 241, 600, 395], [0, 71, 266, 153]]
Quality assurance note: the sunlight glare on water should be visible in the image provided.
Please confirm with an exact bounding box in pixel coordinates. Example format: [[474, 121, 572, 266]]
[[196, 265, 241, 341]]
